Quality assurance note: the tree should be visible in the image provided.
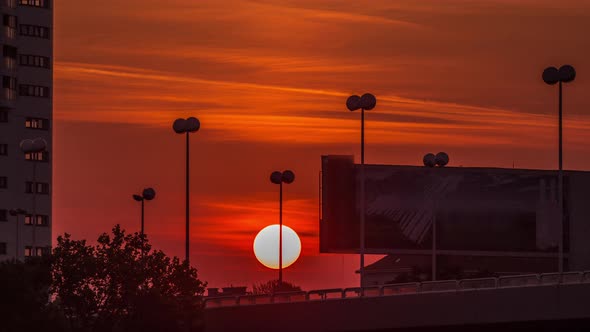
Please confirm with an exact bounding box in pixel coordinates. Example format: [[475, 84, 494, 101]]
[[0, 257, 65, 332], [252, 280, 302, 295], [51, 225, 206, 332]]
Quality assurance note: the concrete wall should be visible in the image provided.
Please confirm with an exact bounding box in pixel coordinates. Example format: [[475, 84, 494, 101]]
[[204, 283, 590, 332]]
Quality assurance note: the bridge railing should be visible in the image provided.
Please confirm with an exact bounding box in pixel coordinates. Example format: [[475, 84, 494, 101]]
[[381, 282, 420, 296], [498, 274, 540, 288], [421, 280, 459, 293], [458, 277, 497, 290], [308, 288, 344, 301], [204, 270, 590, 308]]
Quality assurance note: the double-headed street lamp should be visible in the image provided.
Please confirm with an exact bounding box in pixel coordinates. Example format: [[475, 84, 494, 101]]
[[542, 65, 576, 274], [270, 170, 295, 287], [133, 187, 156, 252], [346, 93, 377, 288], [19, 138, 47, 253], [9, 208, 27, 259], [172, 117, 200, 264]]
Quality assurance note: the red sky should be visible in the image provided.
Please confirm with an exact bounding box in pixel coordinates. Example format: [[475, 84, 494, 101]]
[[53, 0, 590, 290]]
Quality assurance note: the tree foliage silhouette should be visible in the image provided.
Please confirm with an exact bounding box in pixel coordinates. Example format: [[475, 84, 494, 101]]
[[0, 257, 64, 332], [51, 225, 206, 332]]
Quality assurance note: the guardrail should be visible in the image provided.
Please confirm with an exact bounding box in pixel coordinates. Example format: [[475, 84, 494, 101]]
[[204, 271, 590, 308]]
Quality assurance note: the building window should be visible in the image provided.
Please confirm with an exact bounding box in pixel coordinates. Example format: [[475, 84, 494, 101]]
[[0, 243, 6, 255], [24, 214, 32, 225], [0, 209, 6, 221], [0, 176, 7, 189], [0, 143, 7, 156], [3, 76, 16, 89], [3, 45, 17, 70], [3, 15, 17, 39], [3, 76, 17, 100], [19, 84, 49, 98], [25, 117, 49, 130], [0, 110, 7, 122], [36, 182, 49, 194], [35, 215, 48, 226], [25, 181, 49, 194], [19, 54, 50, 68], [19, 24, 50, 39], [25, 151, 48, 162], [18, 0, 49, 8], [24, 246, 32, 257]]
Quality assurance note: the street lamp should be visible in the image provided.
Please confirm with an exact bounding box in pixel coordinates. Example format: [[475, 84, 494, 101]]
[[133, 187, 156, 253], [346, 93, 377, 288], [9, 208, 27, 260], [542, 65, 576, 275], [19, 138, 47, 254], [270, 170, 295, 288], [172, 117, 200, 264]]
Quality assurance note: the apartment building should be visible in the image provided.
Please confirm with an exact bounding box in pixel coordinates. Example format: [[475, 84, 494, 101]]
[[0, 0, 52, 260]]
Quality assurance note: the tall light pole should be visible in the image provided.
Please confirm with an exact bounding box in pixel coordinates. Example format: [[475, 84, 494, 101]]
[[173, 117, 200, 264], [542, 65, 576, 275], [346, 93, 377, 288], [133, 187, 156, 254], [19, 138, 47, 254], [270, 170, 295, 288], [9, 208, 27, 260]]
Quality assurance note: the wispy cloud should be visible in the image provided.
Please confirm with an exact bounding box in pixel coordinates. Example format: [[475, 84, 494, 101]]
[[56, 61, 590, 149]]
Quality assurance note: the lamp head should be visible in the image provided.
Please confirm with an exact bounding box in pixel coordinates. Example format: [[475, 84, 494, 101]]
[[173, 118, 187, 134], [32, 138, 47, 153], [19, 139, 35, 153], [270, 171, 283, 184], [435, 152, 449, 167], [359, 93, 377, 110], [282, 170, 295, 184], [346, 95, 361, 112], [559, 65, 576, 83], [186, 117, 201, 133], [542, 67, 559, 85], [423, 153, 436, 167], [133, 194, 143, 202], [142, 188, 156, 201]]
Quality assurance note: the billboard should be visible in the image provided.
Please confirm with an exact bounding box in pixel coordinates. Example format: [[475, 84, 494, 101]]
[[320, 155, 569, 254]]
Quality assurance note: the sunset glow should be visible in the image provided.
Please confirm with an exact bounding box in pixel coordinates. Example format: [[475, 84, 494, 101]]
[[53, 0, 590, 290]]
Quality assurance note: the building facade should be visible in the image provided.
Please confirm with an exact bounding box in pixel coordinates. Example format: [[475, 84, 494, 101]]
[[0, 0, 52, 260]]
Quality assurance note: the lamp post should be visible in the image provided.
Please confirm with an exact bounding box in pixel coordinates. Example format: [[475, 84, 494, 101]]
[[270, 170, 295, 288], [19, 138, 47, 254], [346, 93, 377, 288], [133, 187, 156, 254], [172, 117, 200, 264], [542, 65, 576, 275], [9, 208, 27, 260]]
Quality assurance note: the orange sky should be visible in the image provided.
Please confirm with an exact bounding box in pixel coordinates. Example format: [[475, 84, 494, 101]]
[[53, 0, 590, 290]]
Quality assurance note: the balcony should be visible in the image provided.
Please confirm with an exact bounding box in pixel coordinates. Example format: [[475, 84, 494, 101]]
[[1, 0, 17, 9], [0, 88, 16, 108], [4, 26, 16, 40], [3, 57, 16, 72]]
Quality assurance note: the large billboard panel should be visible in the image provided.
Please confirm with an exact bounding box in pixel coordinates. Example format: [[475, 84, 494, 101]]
[[320, 155, 569, 254]]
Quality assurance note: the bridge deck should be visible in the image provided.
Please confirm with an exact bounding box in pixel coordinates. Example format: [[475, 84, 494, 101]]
[[204, 272, 590, 332]]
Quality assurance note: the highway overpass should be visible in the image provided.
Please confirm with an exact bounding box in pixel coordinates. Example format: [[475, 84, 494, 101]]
[[204, 272, 590, 331]]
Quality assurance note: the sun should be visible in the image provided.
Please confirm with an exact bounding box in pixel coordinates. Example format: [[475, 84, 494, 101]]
[[253, 225, 301, 269]]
